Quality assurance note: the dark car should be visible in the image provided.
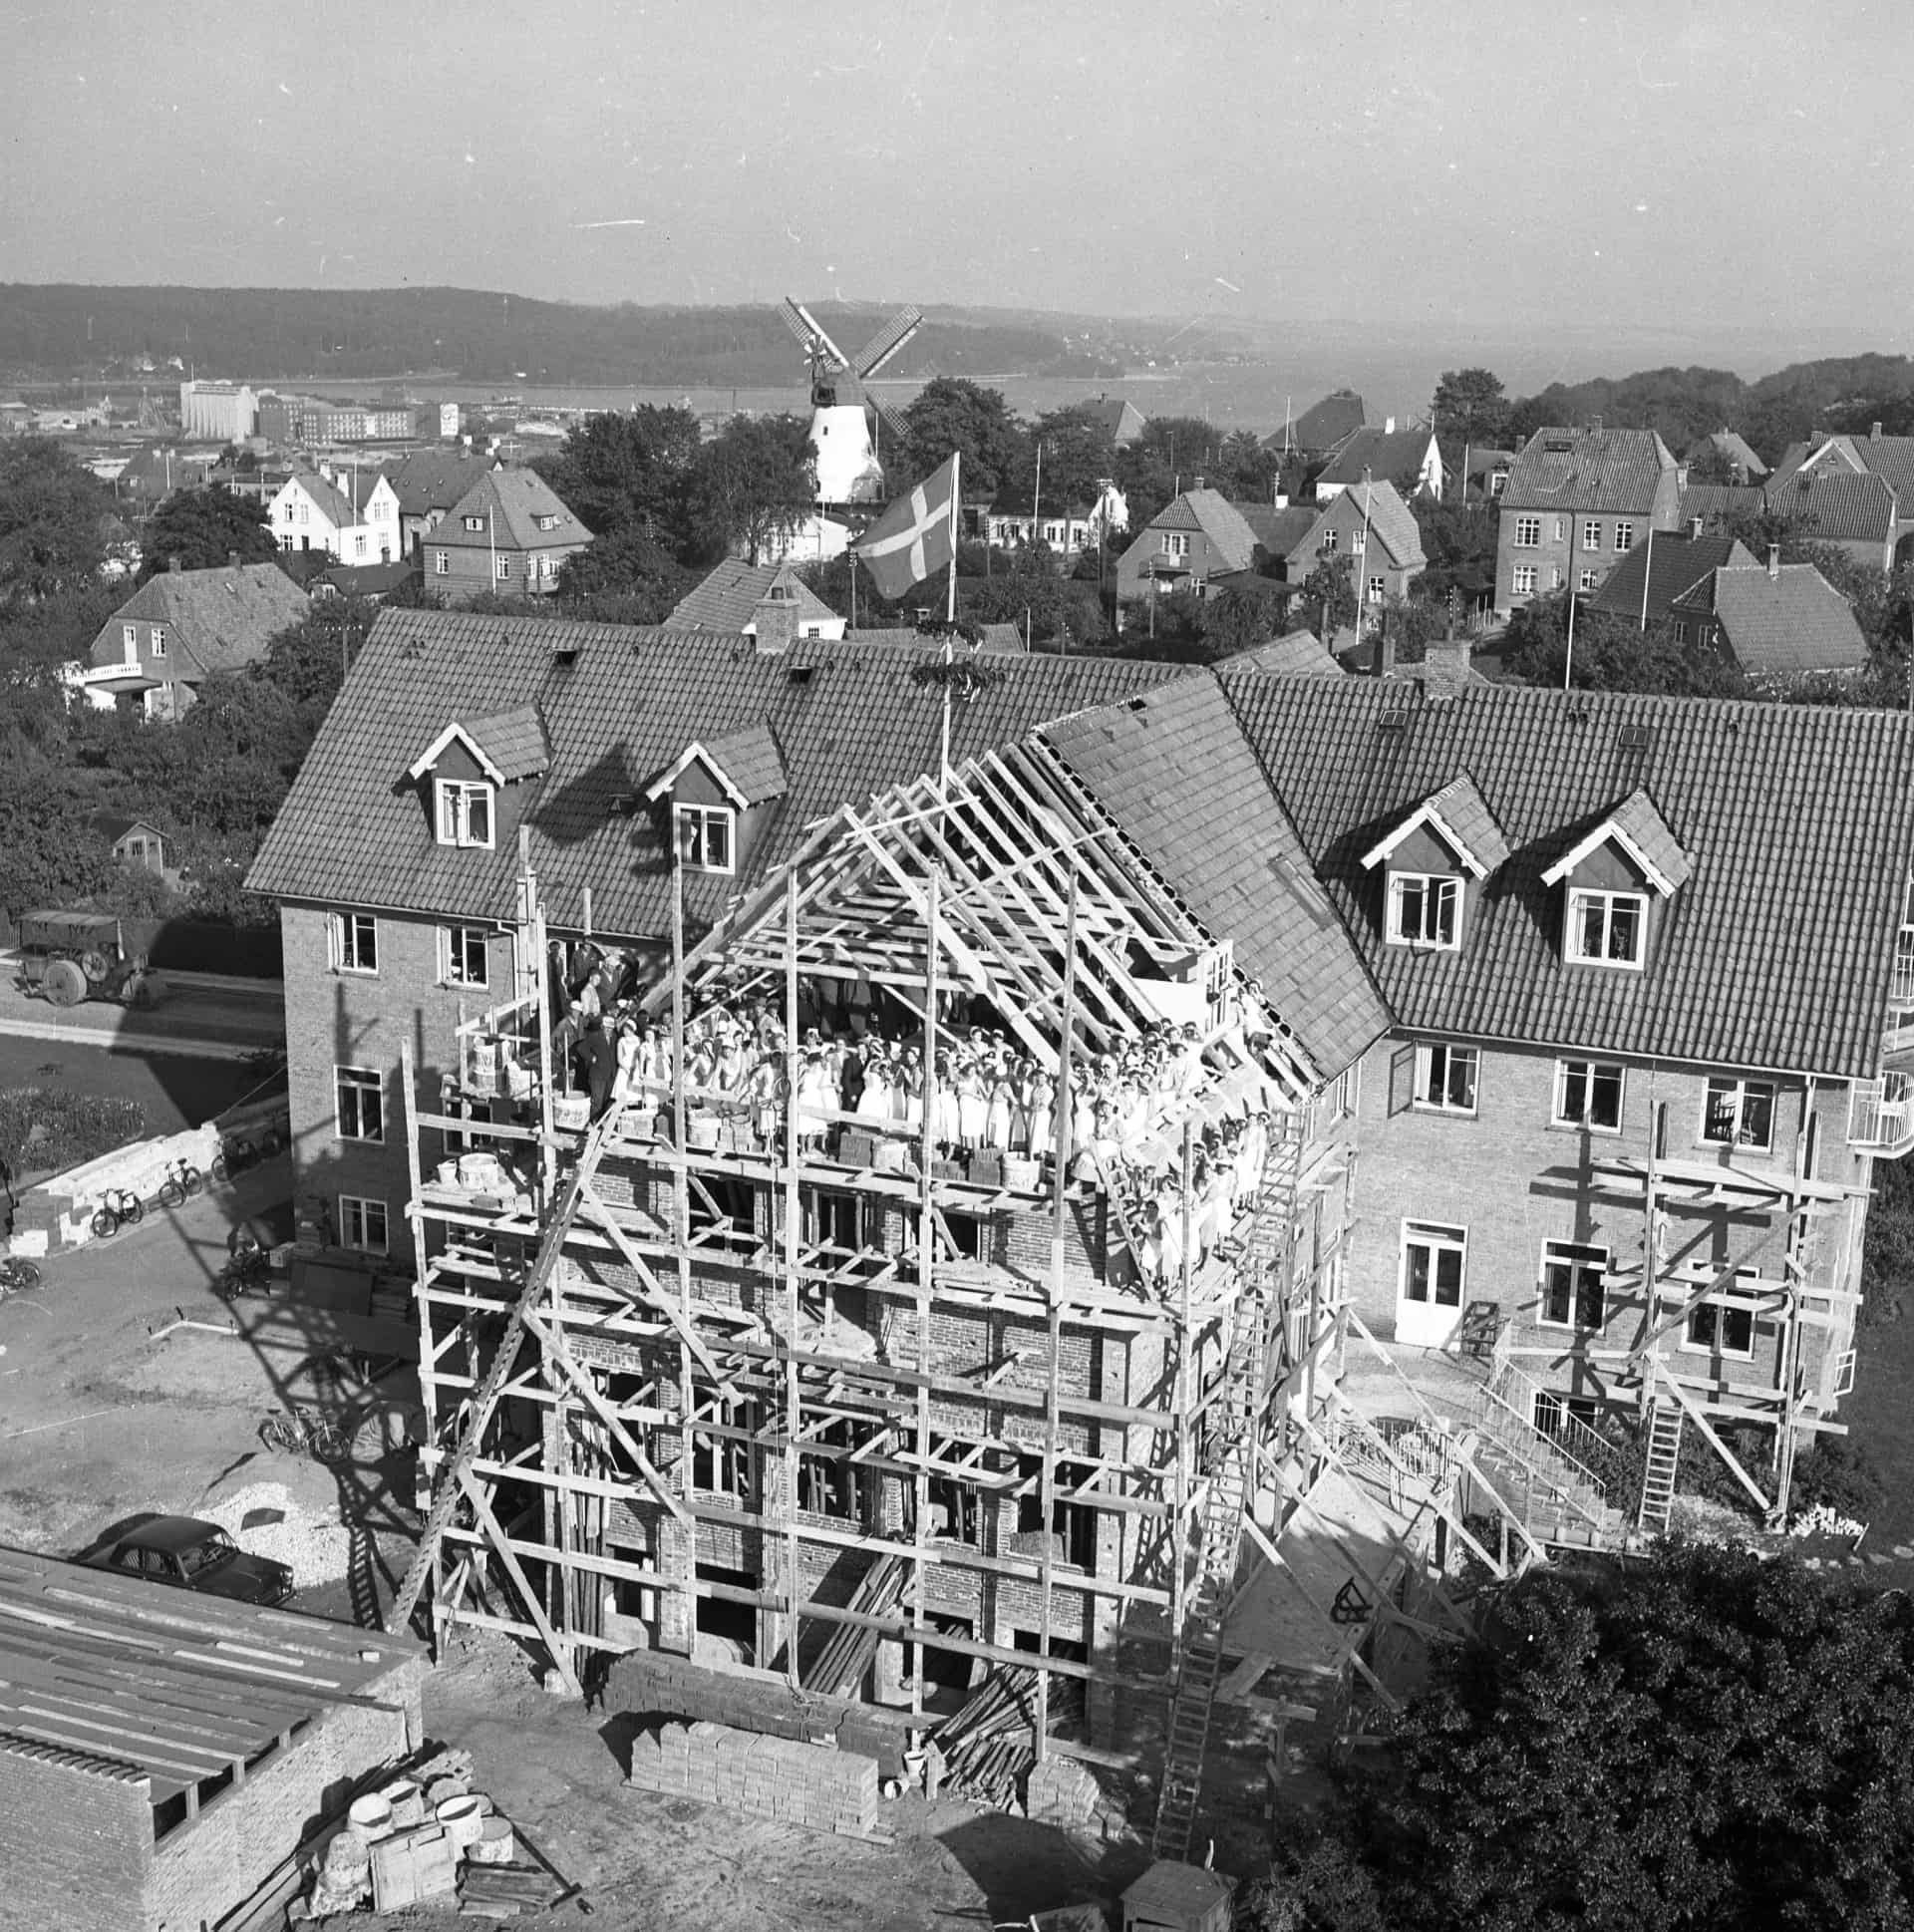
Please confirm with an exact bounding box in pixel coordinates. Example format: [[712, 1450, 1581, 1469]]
[[79, 1514, 294, 1606]]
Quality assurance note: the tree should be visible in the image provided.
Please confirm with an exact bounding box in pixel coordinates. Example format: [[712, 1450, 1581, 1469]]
[[1013, 404, 1119, 511], [531, 405, 701, 540], [1299, 552, 1358, 640], [899, 378, 1028, 499], [140, 484, 276, 578], [0, 438, 116, 600], [1500, 592, 1748, 698], [1413, 498, 1500, 608], [1202, 581, 1292, 658], [1253, 1545, 1914, 1932], [679, 414, 815, 565], [261, 596, 376, 714], [1432, 368, 1511, 448], [554, 526, 696, 623]]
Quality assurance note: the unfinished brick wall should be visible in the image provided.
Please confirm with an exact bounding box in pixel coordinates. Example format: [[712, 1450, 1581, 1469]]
[[0, 1735, 152, 1932], [628, 1719, 881, 1836]]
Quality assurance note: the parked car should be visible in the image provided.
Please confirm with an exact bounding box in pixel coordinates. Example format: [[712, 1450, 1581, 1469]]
[[78, 1514, 293, 1605], [16, 909, 166, 1009]]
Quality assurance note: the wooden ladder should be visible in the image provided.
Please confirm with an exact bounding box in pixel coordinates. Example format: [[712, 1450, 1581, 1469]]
[[386, 1114, 616, 1637], [1637, 1396, 1685, 1536]]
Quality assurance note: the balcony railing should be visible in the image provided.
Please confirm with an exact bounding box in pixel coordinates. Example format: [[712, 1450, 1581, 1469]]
[[1848, 1077, 1914, 1155]]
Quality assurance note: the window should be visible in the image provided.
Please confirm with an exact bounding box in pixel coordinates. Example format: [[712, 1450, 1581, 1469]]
[[434, 551, 449, 575], [435, 779, 494, 849], [1016, 1453, 1098, 1569], [533, 512, 559, 531], [1367, 574, 1385, 603], [1158, 532, 1188, 557], [338, 1195, 390, 1254], [1414, 1042, 1477, 1114], [122, 622, 137, 657], [1388, 872, 1460, 949], [444, 926, 488, 988], [1582, 520, 1602, 551], [674, 803, 735, 874], [1685, 1298, 1756, 1358], [1319, 527, 1340, 553], [1614, 520, 1636, 551], [1566, 888, 1647, 967], [150, 625, 166, 657], [335, 1066, 385, 1142], [1550, 516, 1565, 542], [692, 1395, 754, 1501], [494, 554, 510, 579], [1511, 564, 1537, 597], [334, 910, 378, 975], [281, 535, 294, 553], [1550, 566, 1564, 590], [354, 533, 367, 557], [1579, 568, 1597, 592], [1703, 1077, 1775, 1150], [1350, 527, 1367, 552], [1402, 1222, 1465, 1309], [463, 514, 485, 531], [1513, 515, 1541, 548], [1539, 1240, 1607, 1330], [1554, 1059, 1624, 1132]]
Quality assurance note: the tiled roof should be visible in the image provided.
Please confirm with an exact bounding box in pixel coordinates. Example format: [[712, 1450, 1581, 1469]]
[[703, 722, 788, 803], [1218, 675, 1914, 1079], [89, 562, 309, 681], [1762, 468, 1897, 543], [1541, 788, 1691, 893], [1041, 678, 1388, 1079], [840, 624, 1026, 654], [1317, 427, 1437, 489], [1670, 563, 1872, 677], [1307, 478, 1427, 571], [1769, 432, 1914, 505], [1179, 490, 1263, 572], [667, 559, 841, 634], [381, 448, 498, 518], [1502, 426, 1678, 514], [1363, 775, 1509, 877], [321, 558, 419, 598], [287, 468, 360, 530], [430, 470, 589, 552], [1236, 503, 1318, 556], [1683, 430, 1768, 479], [1081, 396, 1145, 442], [1222, 630, 1343, 677], [1589, 532, 1754, 622], [1677, 483, 1762, 525], [245, 612, 1197, 939], [1288, 390, 1365, 453], [467, 702, 550, 782]]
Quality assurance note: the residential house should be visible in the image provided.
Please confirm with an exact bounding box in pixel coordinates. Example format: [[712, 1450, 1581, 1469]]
[[317, 557, 422, 603], [1762, 466, 1906, 572], [80, 557, 310, 719], [1447, 446, 1515, 503], [1287, 478, 1428, 607], [1113, 487, 1275, 604], [1494, 423, 1683, 614], [380, 448, 500, 557], [1219, 628, 1344, 676], [1236, 500, 1319, 563], [1315, 424, 1443, 502], [1682, 430, 1768, 483], [1081, 395, 1147, 447], [266, 466, 403, 563], [1669, 550, 1871, 681], [666, 559, 846, 641], [1767, 424, 1914, 509], [1677, 481, 1762, 528], [983, 480, 1128, 557], [1282, 389, 1365, 456], [90, 812, 167, 873], [1589, 528, 1756, 630], [423, 470, 591, 598]]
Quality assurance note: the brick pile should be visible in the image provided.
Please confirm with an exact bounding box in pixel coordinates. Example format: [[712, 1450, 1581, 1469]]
[[627, 1719, 879, 1838]]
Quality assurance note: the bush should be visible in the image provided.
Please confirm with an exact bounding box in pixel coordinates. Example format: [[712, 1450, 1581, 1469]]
[[1790, 1436, 1887, 1523], [0, 1087, 145, 1183]]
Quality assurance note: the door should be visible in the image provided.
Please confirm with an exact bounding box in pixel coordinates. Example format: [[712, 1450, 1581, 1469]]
[[1397, 1220, 1466, 1347]]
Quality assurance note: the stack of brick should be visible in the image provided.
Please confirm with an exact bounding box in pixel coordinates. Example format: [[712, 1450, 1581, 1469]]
[[1023, 1753, 1136, 1842], [627, 1719, 879, 1837]]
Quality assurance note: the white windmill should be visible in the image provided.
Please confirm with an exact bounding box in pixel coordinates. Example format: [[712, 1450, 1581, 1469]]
[[777, 297, 923, 506]]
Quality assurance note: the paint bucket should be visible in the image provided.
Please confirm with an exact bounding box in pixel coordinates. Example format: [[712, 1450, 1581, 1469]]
[[470, 1816, 516, 1865], [382, 1780, 426, 1829], [348, 1793, 394, 1841], [1002, 1156, 1041, 1193], [435, 1159, 460, 1186], [436, 1793, 486, 1851]]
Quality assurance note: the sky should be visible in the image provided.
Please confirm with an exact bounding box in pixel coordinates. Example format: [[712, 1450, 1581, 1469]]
[[4, 0, 1911, 338]]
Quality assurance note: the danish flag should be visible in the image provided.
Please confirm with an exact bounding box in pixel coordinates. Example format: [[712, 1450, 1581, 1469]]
[[852, 454, 960, 601]]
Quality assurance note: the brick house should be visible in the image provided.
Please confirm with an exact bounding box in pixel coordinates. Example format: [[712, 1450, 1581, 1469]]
[[1494, 424, 1683, 615], [1113, 487, 1273, 605], [381, 447, 500, 558], [1668, 552, 1871, 681], [1588, 527, 1755, 631], [1285, 478, 1427, 607], [0, 1545, 425, 1932], [1765, 424, 1914, 570], [423, 469, 591, 598]]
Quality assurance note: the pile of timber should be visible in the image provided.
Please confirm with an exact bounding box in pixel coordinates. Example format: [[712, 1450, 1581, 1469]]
[[936, 1666, 1040, 1810], [802, 1554, 906, 1697]]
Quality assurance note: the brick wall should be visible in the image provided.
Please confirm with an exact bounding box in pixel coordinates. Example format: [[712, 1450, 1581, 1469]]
[[0, 1735, 151, 1932], [144, 1666, 425, 1932], [626, 1718, 880, 1836]]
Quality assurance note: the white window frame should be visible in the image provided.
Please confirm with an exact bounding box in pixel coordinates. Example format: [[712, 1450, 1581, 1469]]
[[1511, 563, 1537, 597], [1387, 872, 1460, 950], [674, 802, 736, 875], [434, 551, 449, 576], [1350, 527, 1367, 553], [1582, 520, 1602, 551], [150, 625, 166, 658], [335, 1065, 385, 1143], [464, 514, 485, 531], [1158, 532, 1188, 557], [494, 554, 510, 580], [1553, 516, 1568, 542], [1702, 1077, 1775, 1151], [1538, 1239, 1608, 1332], [1319, 528, 1340, 554], [338, 1194, 390, 1255], [1553, 1059, 1625, 1133], [1565, 887, 1647, 968], [354, 533, 367, 557], [1401, 1221, 1466, 1310], [1513, 515, 1541, 548], [1614, 520, 1636, 552], [334, 910, 379, 975], [1367, 574, 1385, 604], [122, 622, 138, 659], [1579, 568, 1597, 592], [444, 925, 489, 988], [435, 778, 495, 850], [1414, 1042, 1478, 1116]]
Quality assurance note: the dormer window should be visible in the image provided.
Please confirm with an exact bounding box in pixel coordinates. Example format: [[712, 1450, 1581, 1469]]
[[675, 803, 734, 874], [1542, 788, 1688, 973], [463, 513, 485, 531], [1565, 888, 1646, 967], [1389, 873, 1460, 949], [436, 779, 494, 848]]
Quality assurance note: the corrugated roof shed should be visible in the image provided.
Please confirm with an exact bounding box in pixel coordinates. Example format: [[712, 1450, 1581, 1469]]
[[1042, 677, 1388, 1080], [246, 612, 1197, 939], [1502, 426, 1678, 514], [1219, 675, 1914, 1078]]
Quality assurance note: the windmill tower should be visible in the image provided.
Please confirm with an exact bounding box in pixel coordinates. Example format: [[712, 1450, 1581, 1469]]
[[778, 298, 922, 506]]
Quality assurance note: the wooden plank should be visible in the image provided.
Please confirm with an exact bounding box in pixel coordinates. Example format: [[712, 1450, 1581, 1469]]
[[456, 1467, 582, 1699]]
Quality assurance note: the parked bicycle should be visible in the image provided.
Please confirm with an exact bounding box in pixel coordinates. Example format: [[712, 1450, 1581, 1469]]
[[208, 1135, 256, 1184], [0, 1256, 43, 1298], [259, 1404, 350, 1464], [89, 1187, 146, 1240], [156, 1157, 204, 1210]]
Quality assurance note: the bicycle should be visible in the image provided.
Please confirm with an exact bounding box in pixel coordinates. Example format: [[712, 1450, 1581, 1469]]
[[157, 1157, 204, 1210], [90, 1187, 146, 1240], [0, 1256, 42, 1298], [259, 1405, 350, 1463], [209, 1136, 256, 1184]]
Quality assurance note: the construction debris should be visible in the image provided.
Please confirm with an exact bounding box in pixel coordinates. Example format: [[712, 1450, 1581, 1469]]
[[936, 1666, 1041, 1810]]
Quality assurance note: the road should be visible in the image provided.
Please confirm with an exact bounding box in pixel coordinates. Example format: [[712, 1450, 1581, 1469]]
[[0, 962, 284, 1061]]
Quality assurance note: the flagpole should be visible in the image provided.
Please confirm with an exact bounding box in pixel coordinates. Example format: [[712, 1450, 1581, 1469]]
[[946, 449, 960, 625]]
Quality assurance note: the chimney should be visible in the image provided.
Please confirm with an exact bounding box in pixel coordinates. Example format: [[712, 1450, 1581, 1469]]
[[751, 574, 800, 656], [168, 554, 181, 573], [1767, 543, 1781, 579], [1192, 476, 1205, 492], [1423, 631, 1471, 692], [1589, 414, 1603, 435], [1872, 421, 1884, 441], [1689, 515, 1704, 538]]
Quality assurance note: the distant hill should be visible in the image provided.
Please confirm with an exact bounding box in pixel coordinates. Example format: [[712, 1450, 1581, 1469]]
[[0, 285, 1131, 386]]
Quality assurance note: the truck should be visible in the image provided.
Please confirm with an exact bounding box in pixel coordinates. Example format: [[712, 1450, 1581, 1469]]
[[15, 909, 166, 1008]]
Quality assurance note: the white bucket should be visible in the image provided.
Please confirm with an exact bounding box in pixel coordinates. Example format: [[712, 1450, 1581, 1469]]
[[347, 1792, 394, 1841], [436, 1793, 485, 1851], [470, 1816, 516, 1865]]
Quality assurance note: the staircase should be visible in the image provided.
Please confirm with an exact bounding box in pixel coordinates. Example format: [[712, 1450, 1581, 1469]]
[[1468, 1361, 1628, 1549], [1637, 1397, 1685, 1535]]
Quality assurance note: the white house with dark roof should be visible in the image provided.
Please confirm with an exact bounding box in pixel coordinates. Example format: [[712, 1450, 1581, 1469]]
[[266, 465, 401, 563], [1315, 425, 1443, 502]]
